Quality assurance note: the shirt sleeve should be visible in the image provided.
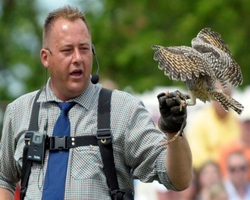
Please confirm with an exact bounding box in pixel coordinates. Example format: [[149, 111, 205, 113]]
[[111, 90, 176, 190], [0, 104, 19, 194], [0, 92, 35, 193]]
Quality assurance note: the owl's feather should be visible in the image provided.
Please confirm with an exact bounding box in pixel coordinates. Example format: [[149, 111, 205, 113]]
[[152, 28, 244, 114]]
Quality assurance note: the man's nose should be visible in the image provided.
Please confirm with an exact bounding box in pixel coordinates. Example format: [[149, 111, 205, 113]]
[[72, 49, 83, 62]]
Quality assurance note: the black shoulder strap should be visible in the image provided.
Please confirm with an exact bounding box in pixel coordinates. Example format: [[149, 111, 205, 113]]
[[20, 89, 42, 200], [97, 88, 120, 192], [97, 88, 134, 200]]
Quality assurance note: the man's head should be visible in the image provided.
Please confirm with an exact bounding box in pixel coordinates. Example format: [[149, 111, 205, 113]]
[[40, 6, 93, 101], [238, 95, 250, 143], [227, 151, 249, 187], [42, 6, 90, 48]]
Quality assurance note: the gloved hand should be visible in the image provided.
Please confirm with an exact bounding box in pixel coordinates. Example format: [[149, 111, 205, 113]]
[[157, 90, 189, 134]]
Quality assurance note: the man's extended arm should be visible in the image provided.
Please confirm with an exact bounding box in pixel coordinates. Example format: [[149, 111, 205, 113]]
[[165, 133, 192, 190], [157, 91, 192, 190]]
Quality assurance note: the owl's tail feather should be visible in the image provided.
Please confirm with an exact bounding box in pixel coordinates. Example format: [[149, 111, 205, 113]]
[[211, 91, 244, 115]]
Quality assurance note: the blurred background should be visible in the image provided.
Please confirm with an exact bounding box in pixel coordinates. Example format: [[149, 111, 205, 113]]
[[1, 0, 250, 127], [1, 0, 250, 199], [1, 0, 250, 99]]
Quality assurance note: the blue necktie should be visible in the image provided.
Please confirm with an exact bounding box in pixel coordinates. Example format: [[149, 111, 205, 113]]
[[42, 102, 75, 200]]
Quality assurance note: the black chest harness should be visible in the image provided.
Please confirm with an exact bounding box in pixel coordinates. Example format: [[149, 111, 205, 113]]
[[19, 88, 133, 200]]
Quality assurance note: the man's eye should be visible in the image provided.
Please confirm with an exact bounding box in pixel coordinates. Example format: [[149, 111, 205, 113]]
[[80, 47, 89, 51], [62, 49, 72, 53]]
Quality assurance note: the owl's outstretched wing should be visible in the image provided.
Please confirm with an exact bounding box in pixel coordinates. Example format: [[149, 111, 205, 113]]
[[195, 28, 243, 87], [152, 45, 212, 82], [196, 27, 232, 54]]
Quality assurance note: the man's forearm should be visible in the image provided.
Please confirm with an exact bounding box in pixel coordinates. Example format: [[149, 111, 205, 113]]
[[165, 134, 192, 190], [0, 188, 14, 200]]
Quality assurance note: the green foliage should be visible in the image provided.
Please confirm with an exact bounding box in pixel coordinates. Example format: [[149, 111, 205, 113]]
[[0, 0, 44, 101], [0, 0, 250, 102], [85, 0, 250, 92]]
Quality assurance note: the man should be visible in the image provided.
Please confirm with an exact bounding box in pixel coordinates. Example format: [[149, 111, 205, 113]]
[[186, 82, 240, 170], [224, 151, 250, 199], [0, 6, 192, 199], [219, 96, 250, 180]]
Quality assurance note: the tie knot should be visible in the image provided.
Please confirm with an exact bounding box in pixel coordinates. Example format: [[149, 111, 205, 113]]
[[57, 102, 75, 113]]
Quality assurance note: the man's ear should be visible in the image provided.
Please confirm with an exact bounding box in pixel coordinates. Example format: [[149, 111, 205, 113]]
[[40, 48, 49, 69]]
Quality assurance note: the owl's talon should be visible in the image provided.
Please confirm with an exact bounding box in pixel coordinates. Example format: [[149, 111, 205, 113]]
[[172, 91, 187, 111]]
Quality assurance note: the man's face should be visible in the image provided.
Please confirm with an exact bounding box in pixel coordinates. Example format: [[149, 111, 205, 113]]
[[228, 153, 248, 186], [40, 18, 93, 101]]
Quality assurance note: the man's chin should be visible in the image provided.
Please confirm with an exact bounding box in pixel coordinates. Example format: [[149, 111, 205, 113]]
[[68, 84, 87, 97]]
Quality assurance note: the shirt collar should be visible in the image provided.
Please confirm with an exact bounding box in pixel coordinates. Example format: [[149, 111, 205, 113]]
[[37, 78, 101, 110]]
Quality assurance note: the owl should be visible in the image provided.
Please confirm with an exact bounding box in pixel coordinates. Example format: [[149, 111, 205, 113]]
[[152, 27, 244, 115]]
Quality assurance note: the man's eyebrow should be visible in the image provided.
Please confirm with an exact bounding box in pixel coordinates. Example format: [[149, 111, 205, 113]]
[[59, 42, 90, 49], [79, 42, 90, 46], [59, 44, 73, 48]]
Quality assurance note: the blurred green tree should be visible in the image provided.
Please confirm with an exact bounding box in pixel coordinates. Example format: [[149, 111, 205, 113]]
[[0, 0, 45, 101], [87, 0, 250, 93]]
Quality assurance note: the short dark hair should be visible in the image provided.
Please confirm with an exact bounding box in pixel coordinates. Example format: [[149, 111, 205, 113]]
[[42, 5, 90, 47]]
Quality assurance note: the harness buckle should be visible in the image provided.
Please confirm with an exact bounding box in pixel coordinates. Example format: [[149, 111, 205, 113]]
[[49, 136, 68, 151], [96, 129, 111, 144]]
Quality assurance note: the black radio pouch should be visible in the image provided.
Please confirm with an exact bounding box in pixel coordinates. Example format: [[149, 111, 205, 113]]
[[18, 88, 134, 200]]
